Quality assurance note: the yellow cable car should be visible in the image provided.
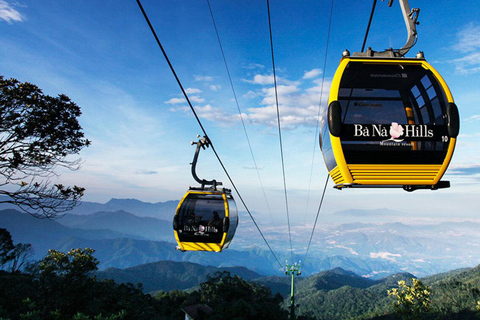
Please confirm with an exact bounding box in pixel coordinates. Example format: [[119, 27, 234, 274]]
[[173, 136, 238, 252], [320, 53, 459, 191], [320, 0, 459, 191], [173, 188, 238, 252]]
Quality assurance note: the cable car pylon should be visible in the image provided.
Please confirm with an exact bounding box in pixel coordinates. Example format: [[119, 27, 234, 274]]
[[285, 261, 302, 320]]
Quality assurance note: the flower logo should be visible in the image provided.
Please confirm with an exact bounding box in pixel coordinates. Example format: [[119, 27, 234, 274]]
[[389, 122, 404, 141]]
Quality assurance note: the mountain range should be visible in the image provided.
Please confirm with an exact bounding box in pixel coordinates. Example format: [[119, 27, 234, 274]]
[[95, 258, 480, 319], [96, 260, 263, 292], [1, 197, 480, 279]]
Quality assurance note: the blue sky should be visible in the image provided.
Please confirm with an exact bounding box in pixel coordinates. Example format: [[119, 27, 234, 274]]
[[1, 0, 480, 227]]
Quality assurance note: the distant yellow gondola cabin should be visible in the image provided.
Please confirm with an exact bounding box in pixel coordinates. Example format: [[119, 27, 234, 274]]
[[173, 188, 238, 252]]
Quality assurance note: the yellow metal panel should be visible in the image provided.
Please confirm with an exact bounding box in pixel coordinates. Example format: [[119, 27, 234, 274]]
[[178, 242, 222, 252], [434, 138, 457, 184], [347, 164, 442, 185], [330, 135, 353, 184], [330, 167, 345, 185], [176, 232, 228, 252]]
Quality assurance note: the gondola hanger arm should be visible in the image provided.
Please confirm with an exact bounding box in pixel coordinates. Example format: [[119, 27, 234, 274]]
[[391, 0, 420, 56], [354, 0, 420, 57], [190, 135, 222, 189]]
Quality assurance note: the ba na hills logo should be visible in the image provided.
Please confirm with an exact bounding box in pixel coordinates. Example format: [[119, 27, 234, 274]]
[[353, 122, 434, 142]]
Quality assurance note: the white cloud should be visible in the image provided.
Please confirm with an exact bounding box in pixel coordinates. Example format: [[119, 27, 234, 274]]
[[465, 115, 480, 122], [244, 74, 274, 85], [165, 95, 203, 105], [193, 104, 243, 125], [189, 96, 205, 103], [370, 251, 401, 262], [455, 23, 480, 53], [244, 63, 265, 70], [0, 0, 24, 23], [452, 52, 480, 74], [242, 74, 300, 86], [185, 87, 202, 94], [169, 72, 330, 129], [194, 75, 213, 82], [303, 68, 323, 79], [452, 23, 480, 74], [243, 90, 259, 99], [164, 97, 185, 105], [242, 81, 327, 127], [209, 84, 221, 91]]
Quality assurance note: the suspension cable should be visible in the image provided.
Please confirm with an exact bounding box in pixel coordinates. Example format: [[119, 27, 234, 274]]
[[136, 0, 283, 269], [361, 0, 378, 52], [266, 0, 294, 262], [303, 175, 329, 263], [303, 0, 335, 266], [304, 0, 335, 224], [206, 0, 276, 230]]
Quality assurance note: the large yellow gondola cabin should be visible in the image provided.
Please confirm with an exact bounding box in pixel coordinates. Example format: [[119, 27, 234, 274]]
[[320, 52, 459, 191]]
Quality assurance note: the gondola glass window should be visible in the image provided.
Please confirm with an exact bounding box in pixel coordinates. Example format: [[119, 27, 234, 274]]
[[176, 193, 226, 244], [338, 62, 449, 165]]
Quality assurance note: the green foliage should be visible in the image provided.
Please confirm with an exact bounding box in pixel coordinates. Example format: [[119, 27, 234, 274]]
[[0, 247, 164, 319], [0, 75, 90, 218], [38, 248, 99, 280], [388, 278, 432, 319], [5, 242, 480, 320], [152, 271, 290, 320], [0, 228, 15, 265], [196, 271, 288, 320], [0, 228, 33, 272]]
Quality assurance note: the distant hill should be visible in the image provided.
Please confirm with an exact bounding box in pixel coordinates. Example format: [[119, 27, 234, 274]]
[[68, 198, 179, 220], [0, 209, 131, 260], [92, 258, 480, 319], [57, 210, 173, 242], [3, 197, 480, 280], [291, 269, 416, 319], [95, 260, 414, 297], [299, 267, 377, 291], [96, 260, 263, 292], [0, 196, 179, 221], [0, 209, 280, 275]]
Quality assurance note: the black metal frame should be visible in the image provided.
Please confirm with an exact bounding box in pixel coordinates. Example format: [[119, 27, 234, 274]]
[[190, 135, 222, 190]]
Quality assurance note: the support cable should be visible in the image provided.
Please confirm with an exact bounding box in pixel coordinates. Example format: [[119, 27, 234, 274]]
[[303, 175, 329, 263], [266, 0, 294, 262], [136, 0, 283, 269], [303, 0, 335, 265], [206, 0, 276, 229], [361, 0, 378, 52], [303, 0, 335, 224]]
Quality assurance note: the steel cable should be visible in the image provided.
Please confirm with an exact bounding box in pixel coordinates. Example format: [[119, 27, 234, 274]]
[[136, 0, 283, 270]]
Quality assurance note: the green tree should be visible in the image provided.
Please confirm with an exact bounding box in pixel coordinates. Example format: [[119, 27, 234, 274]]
[[38, 248, 99, 280], [9, 242, 33, 273], [36, 248, 100, 317], [198, 271, 288, 320], [0, 75, 90, 218], [0, 228, 15, 266], [0, 228, 33, 272], [1, 248, 166, 319], [388, 278, 432, 320]]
